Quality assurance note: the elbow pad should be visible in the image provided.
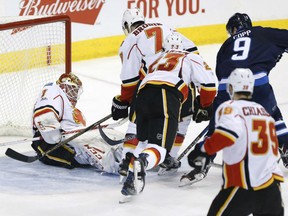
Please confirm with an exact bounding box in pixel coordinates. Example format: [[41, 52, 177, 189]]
[[34, 112, 62, 144]]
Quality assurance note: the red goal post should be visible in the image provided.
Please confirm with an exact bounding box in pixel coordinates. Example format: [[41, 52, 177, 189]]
[[0, 15, 71, 137]]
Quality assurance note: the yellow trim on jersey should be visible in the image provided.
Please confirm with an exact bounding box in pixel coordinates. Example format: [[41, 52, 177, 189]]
[[240, 161, 248, 189], [122, 80, 139, 87], [253, 177, 274, 191], [214, 128, 237, 142], [123, 143, 137, 150], [273, 174, 285, 183], [200, 85, 217, 92], [33, 107, 60, 121]]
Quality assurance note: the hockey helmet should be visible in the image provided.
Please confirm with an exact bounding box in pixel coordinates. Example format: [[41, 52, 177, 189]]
[[163, 32, 184, 51], [227, 68, 254, 98], [226, 13, 252, 35], [56, 73, 83, 105], [122, 8, 145, 35]]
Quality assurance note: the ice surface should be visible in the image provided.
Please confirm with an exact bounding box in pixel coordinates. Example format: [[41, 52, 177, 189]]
[[0, 44, 287, 216]]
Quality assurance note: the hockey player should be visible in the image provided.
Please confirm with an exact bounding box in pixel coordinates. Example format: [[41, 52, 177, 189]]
[[111, 8, 211, 177], [183, 12, 288, 185], [31, 73, 122, 174], [188, 68, 284, 215], [119, 33, 217, 202]]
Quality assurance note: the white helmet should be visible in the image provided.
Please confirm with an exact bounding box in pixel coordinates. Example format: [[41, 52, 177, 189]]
[[163, 32, 184, 51], [227, 68, 254, 98], [122, 8, 145, 36]]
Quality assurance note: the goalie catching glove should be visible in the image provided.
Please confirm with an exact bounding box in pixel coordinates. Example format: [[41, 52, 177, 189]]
[[193, 95, 213, 123], [111, 95, 129, 120]]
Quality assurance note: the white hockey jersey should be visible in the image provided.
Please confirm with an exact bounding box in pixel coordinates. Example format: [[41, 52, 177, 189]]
[[33, 82, 86, 133], [139, 49, 217, 106], [203, 99, 284, 189], [33, 82, 122, 173], [119, 22, 197, 103]]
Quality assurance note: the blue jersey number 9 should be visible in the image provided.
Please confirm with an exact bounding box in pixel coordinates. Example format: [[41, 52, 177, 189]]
[[232, 37, 251, 61]]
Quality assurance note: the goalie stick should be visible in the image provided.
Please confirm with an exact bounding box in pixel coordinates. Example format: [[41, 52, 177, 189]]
[[99, 125, 125, 145], [0, 117, 128, 148], [5, 114, 112, 163]]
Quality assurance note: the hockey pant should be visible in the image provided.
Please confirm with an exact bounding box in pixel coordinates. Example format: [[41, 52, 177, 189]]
[[207, 181, 284, 216]]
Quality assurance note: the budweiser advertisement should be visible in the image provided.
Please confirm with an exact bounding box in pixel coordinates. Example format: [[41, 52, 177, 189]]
[[19, 0, 105, 25]]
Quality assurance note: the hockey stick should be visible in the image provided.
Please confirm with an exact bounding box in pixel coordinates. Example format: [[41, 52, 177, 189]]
[[0, 117, 127, 148], [0, 137, 42, 147], [63, 117, 128, 135], [177, 125, 208, 161], [99, 126, 125, 145], [99, 124, 138, 146], [5, 114, 112, 163]]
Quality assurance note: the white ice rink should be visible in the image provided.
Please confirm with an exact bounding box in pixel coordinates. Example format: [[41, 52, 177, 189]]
[[0, 44, 287, 216]]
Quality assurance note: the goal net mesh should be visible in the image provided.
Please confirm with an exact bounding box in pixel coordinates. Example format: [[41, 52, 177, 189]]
[[0, 15, 71, 137]]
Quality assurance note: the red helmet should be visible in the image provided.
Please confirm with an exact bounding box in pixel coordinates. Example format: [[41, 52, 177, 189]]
[[56, 73, 83, 105]]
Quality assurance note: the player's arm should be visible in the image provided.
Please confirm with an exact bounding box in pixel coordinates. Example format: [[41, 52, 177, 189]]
[[185, 54, 217, 122], [33, 92, 63, 144], [202, 103, 242, 155], [112, 40, 142, 120]]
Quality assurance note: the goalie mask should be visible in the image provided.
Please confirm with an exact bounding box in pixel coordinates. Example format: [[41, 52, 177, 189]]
[[226, 13, 252, 35], [227, 68, 254, 99], [163, 33, 184, 51], [57, 73, 83, 105], [122, 8, 145, 36]]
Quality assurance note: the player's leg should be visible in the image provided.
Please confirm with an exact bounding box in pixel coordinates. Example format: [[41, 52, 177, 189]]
[[31, 132, 81, 169], [252, 181, 284, 216], [207, 187, 252, 216]]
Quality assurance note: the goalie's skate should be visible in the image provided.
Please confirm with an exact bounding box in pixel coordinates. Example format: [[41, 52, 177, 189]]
[[179, 167, 209, 187]]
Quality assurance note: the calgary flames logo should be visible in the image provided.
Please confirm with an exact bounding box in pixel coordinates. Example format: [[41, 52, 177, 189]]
[[19, 0, 105, 25], [72, 108, 86, 126]]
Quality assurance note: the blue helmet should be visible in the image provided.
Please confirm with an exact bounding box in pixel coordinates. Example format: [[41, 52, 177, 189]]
[[226, 13, 252, 35]]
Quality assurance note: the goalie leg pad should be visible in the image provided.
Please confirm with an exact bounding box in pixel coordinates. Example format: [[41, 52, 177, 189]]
[[31, 136, 79, 169]]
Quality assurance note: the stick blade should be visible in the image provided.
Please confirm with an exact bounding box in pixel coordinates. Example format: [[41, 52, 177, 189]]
[[99, 126, 124, 145], [5, 148, 39, 163]]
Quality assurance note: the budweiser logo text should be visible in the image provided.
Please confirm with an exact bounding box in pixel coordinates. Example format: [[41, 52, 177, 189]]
[[19, 0, 105, 25]]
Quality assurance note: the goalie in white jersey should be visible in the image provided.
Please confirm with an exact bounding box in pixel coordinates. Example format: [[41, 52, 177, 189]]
[[188, 68, 284, 215], [31, 73, 122, 174]]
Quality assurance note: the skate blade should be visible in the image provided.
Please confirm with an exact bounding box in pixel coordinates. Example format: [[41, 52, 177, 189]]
[[178, 174, 204, 187], [158, 167, 178, 176], [119, 175, 126, 184], [133, 160, 142, 194]]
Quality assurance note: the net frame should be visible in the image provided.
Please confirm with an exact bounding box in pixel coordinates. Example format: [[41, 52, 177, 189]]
[[0, 15, 71, 137]]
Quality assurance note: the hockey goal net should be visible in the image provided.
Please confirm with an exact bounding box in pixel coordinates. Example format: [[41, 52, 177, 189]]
[[0, 15, 71, 137]]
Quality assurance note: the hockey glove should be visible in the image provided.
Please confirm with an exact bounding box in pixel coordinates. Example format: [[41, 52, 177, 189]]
[[187, 142, 211, 170], [193, 96, 213, 123], [111, 95, 129, 120]]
